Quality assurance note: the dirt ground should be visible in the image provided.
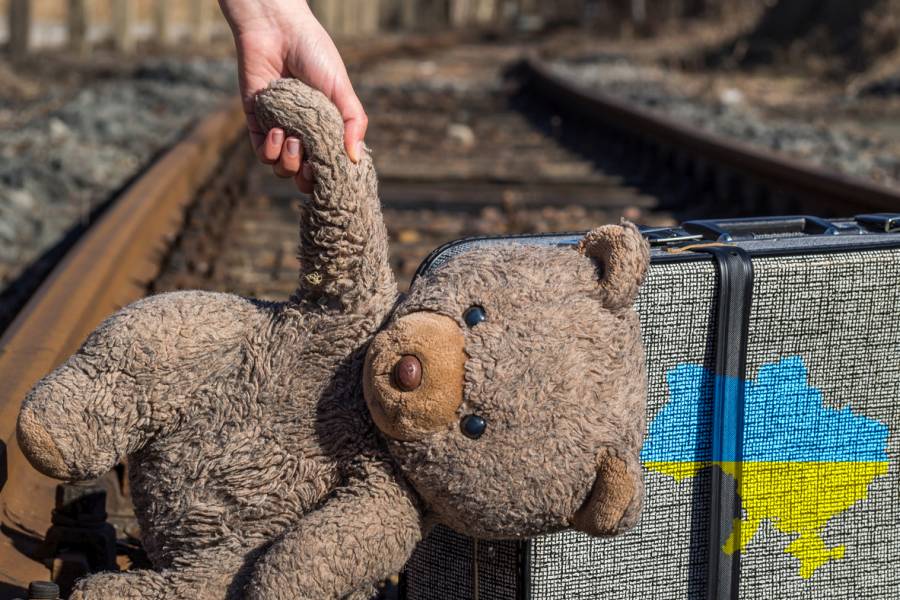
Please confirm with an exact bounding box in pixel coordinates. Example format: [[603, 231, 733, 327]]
[[539, 20, 900, 137]]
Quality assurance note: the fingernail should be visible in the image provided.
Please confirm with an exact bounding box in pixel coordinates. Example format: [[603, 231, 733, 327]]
[[302, 162, 313, 181], [351, 141, 364, 163], [287, 138, 300, 156], [271, 129, 284, 145]]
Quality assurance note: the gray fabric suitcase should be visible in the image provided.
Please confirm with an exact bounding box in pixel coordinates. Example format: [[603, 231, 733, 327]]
[[400, 214, 900, 600]]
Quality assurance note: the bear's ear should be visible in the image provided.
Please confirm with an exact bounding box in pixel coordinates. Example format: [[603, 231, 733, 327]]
[[576, 221, 650, 310]]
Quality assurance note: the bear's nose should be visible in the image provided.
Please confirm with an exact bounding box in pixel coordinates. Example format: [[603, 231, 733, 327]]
[[393, 355, 422, 391]]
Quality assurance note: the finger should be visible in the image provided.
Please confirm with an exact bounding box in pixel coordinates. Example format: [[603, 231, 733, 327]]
[[261, 128, 285, 165], [273, 137, 303, 178], [295, 161, 314, 194], [330, 77, 368, 163], [246, 112, 269, 161]]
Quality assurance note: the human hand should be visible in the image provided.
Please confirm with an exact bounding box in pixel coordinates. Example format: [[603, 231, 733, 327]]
[[219, 0, 368, 193]]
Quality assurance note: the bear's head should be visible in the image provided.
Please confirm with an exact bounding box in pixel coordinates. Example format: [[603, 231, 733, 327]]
[[364, 223, 650, 538]]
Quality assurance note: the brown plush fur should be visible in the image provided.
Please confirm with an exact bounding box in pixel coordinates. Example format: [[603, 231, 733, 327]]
[[16, 79, 649, 599]]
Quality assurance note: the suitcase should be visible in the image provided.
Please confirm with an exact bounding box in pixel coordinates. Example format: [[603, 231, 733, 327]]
[[400, 214, 900, 600]]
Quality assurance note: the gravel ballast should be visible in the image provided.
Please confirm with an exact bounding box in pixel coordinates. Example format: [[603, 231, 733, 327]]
[[548, 57, 900, 190], [0, 56, 236, 329]]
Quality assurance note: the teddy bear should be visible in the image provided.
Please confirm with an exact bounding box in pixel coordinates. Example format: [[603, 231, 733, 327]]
[[16, 79, 650, 600]]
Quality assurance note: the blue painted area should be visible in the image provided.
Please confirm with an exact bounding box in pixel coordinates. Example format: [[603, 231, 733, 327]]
[[640, 356, 890, 463], [641, 364, 713, 463]]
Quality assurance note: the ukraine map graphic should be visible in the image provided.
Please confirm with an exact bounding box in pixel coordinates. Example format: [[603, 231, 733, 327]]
[[640, 356, 890, 579]]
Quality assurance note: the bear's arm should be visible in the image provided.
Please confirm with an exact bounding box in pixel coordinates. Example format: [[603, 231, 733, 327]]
[[246, 458, 423, 600], [17, 291, 262, 481], [255, 79, 397, 317]]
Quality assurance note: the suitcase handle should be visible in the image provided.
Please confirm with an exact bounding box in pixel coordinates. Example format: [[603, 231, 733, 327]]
[[681, 216, 843, 242]]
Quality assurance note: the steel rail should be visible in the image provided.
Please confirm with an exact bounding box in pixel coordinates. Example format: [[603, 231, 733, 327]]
[[521, 56, 900, 213]]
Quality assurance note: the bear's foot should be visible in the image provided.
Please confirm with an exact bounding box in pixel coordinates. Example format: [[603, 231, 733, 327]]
[[69, 571, 167, 600], [70, 554, 251, 600]]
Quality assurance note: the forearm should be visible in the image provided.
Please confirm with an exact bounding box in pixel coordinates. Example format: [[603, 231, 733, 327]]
[[256, 79, 395, 314]]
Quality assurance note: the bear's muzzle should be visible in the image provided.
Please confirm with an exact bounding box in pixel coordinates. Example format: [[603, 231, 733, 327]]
[[363, 312, 466, 441]]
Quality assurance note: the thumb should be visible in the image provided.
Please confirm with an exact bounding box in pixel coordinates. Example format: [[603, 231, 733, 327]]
[[331, 77, 368, 163]]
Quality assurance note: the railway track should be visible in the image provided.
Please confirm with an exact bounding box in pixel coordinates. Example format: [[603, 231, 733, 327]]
[[519, 55, 900, 218], [0, 35, 898, 598]]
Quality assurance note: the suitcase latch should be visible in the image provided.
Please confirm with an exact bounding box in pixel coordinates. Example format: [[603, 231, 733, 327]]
[[856, 213, 900, 233], [637, 226, 703, 246]]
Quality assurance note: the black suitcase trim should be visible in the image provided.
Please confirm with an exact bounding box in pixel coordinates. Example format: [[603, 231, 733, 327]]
[[412, 216, 900, 282], [692, 246, 754, 600]]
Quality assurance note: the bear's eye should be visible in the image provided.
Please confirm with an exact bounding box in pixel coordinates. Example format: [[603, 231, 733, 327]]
[[460, 415, 486, 439], [463, 306, 486, 328]]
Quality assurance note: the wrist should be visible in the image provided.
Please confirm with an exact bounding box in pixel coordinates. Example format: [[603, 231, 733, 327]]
[[219, 0, 313, 37]]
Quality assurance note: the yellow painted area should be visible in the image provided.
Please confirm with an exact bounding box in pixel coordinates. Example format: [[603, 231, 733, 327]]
[[644, 461, 710, 482], [647, 461, 889, 578]]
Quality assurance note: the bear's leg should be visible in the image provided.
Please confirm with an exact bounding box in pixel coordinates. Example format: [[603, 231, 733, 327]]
[[69, 570, 169, 600], [571, 447, 644, 537], [246, 463, 423, 600], [70, 547, 254, 600]]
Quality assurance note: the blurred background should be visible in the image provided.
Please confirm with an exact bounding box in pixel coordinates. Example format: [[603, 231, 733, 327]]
[[1, 0, 900, 306]]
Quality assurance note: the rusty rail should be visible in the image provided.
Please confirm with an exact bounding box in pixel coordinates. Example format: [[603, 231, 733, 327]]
[[0, 98, 245, 589], [521, 57, 900, 213]]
